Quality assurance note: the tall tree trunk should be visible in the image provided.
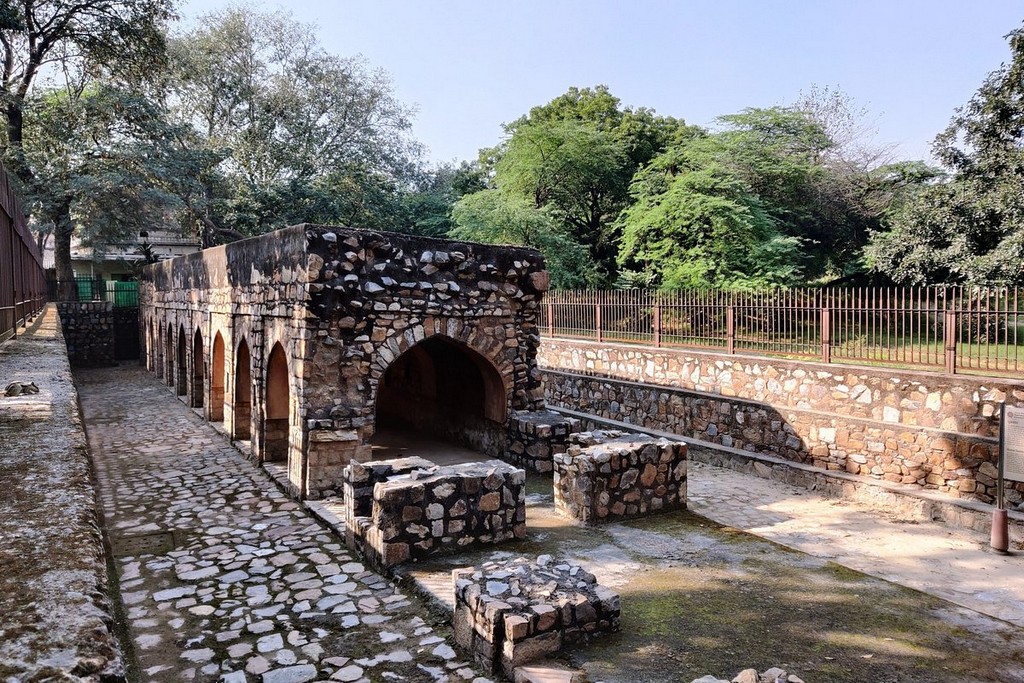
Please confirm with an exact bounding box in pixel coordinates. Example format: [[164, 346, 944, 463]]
[[53, 204, 77, 301]]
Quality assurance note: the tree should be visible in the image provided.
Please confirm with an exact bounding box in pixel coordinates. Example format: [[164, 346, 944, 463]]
[[0, 0, 175, 291], [617, 139, 801, 290], [867, 26, 1024, 285], [474, 86, 694, 286], [450, 190, 591, 288], [162, 8, 421, 245]]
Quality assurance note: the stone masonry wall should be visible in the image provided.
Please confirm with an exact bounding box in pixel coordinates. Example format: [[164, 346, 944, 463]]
[[344, 459, 527, 566], [539, 339, 1024, 507], [553, 430, 688, 524], [141, 224, 550, 499], [506, 410, 580, 473], [57, 301, 115, 367]]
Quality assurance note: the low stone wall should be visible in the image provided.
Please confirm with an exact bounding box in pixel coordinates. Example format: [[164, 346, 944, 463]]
[[344, 458, 527, 566], [539, 338, 1024, 507], [554, 430, 688, 524], [0, 306, 122, 680], [342, 456, 435, 522], [506, 410, 580, 473], [57, 301, 115, 367], [453, 555, 620, 677]]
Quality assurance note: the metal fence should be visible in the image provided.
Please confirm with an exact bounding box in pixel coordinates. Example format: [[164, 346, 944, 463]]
[[540, 287, 1024, 376], [0, 164, 45, 343], [47, 275, 138, 308]]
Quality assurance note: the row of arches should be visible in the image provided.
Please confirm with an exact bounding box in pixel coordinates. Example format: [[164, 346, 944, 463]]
[[146, 319, 290, 463]]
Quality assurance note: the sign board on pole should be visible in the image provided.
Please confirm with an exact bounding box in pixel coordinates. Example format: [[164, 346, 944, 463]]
[[1004, 404, 1024, 484]]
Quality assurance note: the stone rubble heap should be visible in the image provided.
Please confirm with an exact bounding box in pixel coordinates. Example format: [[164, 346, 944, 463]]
[[453, 555, 620, 677], [343, 458, 527, 567], [691, 667, 806, 683], [553, 429, 688, 524]]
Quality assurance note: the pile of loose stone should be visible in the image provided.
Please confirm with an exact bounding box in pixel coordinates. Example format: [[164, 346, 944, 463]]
[[690, 667, 806, 683], [453, 555, 619, 677]]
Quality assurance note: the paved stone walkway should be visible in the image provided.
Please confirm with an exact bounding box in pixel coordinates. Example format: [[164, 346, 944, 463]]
[[688, 461, 1024, 627], [78, 364, 491, 683]]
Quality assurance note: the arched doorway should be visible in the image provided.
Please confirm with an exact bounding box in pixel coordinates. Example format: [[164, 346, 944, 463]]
[[165, 323, 175, 387], [176, 324, 187, 396], [192, 329, 205, 408], [232, 339, 252, 441], [264, 343, 290, 462], [374, 335, 507, 457], [155, 322, 164, 379], [210, 332, 225, 421]]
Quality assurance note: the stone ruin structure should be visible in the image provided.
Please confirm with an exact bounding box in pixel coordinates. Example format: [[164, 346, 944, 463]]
[[140, 224, 550, 499], [453, 555, 620, 677]]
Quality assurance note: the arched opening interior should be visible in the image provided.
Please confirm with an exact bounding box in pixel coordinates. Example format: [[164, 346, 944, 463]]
[[210, 332, 225, 421], [154, 321, 163, 377], [232, 339, 252, 441], [373, 335, 507, 461], [165, 323, 175, 386], [192, 329, 205, 408], [264, 343, 290, 462], [176, 324, 188, 396]]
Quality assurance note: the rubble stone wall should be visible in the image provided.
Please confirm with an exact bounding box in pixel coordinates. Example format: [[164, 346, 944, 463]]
[[344, 459, 527, 567], [505, 410, 580, 473], [453, 556, 620, 676], [140, 225, 549, 499], [554, 431, 688, 524], [539, 339, 1024, 506], [57, 301, 115, 367]]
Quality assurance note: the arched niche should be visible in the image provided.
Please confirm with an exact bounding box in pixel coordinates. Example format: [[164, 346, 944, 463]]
[[165, 323, 175, 387], [210, 332, 226, 422], [374, 335, 507, 456], [192, 329, 205, 408], [264, 343, 290, 462], [233, 339, 252, 441], [176, 324, 188, 396]]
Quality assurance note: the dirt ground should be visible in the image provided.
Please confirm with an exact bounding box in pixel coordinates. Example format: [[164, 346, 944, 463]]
[[400, 475, 1024, 683]]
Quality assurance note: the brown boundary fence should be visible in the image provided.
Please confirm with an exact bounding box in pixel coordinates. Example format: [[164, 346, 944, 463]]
[[539, 288, 1024, 376], [0, 163, 46, 343]]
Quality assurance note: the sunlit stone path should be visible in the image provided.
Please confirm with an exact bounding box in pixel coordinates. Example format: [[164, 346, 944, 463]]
[[78, 364, 490, 683]]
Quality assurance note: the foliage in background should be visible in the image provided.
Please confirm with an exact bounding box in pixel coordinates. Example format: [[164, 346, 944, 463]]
[[867, 27, 1024, 285]]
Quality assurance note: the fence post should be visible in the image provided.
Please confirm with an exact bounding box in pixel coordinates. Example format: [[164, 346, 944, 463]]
[[595, 300, 603, 343], [726, 305, 735, 354], [944, 308, 958, 374], [653, 303, 661, 348], [820, 307, 831, 364], [546, 301, 553, 338]]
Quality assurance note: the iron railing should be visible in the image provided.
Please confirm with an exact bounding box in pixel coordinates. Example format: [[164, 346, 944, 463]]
[[540, 287, 1024, 376], [47, 275, 138, 308], [0, 164, 45, 343]]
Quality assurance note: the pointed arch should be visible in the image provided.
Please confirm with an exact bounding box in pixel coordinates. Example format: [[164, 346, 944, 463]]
[[374, 334, 508, 454], [165, 322, 175, 386], [192, 328, 205, 408], [176, 324, 188, 396], [264, 342, 290, 462], [210, 331, 226, 421], [232, 338, 252, 441]]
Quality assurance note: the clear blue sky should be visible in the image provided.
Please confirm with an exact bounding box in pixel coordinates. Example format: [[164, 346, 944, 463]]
[[178, 0, 1024, 166]]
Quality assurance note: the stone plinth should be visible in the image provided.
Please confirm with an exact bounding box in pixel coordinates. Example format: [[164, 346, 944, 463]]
[[453, 556, 620, 676], [553, 430, 687, 524], [344, 458, 527, 567], [506, 410, 581, 473]]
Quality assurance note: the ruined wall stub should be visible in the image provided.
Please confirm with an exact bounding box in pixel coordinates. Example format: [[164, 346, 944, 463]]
[[139, 224, 549, 499]]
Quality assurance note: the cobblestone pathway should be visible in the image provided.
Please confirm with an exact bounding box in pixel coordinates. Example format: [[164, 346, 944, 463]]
[[77, 365, 490, 683]]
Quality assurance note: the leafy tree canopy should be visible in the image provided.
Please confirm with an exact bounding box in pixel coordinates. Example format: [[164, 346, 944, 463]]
[[867, 26, 1024, 285]]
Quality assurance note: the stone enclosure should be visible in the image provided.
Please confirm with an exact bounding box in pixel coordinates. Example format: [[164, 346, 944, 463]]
[[140, 224, 550, 498]]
